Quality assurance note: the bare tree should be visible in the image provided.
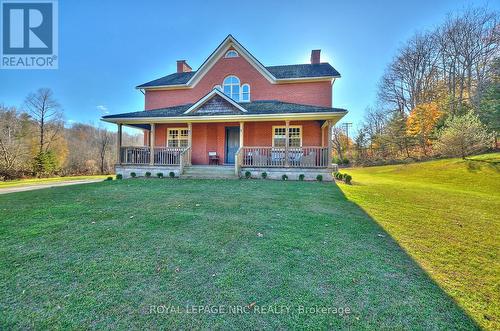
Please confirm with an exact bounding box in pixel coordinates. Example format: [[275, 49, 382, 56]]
[[331, 126, 346, 161], [379, 32, 440, 114], [436, 8, 499, 114], [24, 88, 63, 153], [0, 106, 32, 178], [97, 128, 112, 174]]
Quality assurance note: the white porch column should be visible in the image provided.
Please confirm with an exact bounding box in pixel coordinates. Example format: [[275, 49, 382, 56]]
[[187, 122, 192, 165], [188, 123, 192, 147], [117, 123, 122, 164], [239, 122, 244, 148], [327, 120, 333, 168], [285, 120, 290, 167], [149, 123, 155, 165]]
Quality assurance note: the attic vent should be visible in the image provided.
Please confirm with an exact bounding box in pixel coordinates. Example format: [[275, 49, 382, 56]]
[[225, 50, 239, 58]]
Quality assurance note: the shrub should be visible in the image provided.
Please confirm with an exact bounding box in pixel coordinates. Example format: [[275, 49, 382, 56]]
[[342, 158, 350, 165], [169, 171, 175, 178], [116, 174, 123, 180], [316, 174, 323, 182], [282, 174, 288, 181], [157, 172, 163, 178], [106, 176, 113, 181], [344, 174, 352, 184], [332, 156, 341, 164], [145, 171, 151, 178], [261, 172, 267, 179], [334, 172, 343, 180], [342, 173, 348, 179], [245, 171, 251, 179], [298, 174, 305, 181], [130, 172, 137, 178]]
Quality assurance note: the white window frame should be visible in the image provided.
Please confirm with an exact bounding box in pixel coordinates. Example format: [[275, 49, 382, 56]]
[[272, 125, 302, 147], [241, 83, 250, 102], [224, 50, 239, 58], [166, 128, 189, 148], [223, 75, 241, 101]]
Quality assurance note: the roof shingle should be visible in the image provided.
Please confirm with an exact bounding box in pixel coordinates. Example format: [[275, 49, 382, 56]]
[[102, 100, 347, 119], [137, 63, 340, 88]]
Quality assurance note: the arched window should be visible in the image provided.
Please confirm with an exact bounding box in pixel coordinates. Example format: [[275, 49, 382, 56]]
[[223, 76, 240, 101], [225, 50, 239, 58], [241, 84, 250, 102]]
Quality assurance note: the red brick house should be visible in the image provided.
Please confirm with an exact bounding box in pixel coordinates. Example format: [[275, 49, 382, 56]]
[[102, 35, 347, 180]]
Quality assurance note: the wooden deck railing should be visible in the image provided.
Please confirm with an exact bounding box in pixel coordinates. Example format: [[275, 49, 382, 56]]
[[179, 146, 192, 174], [120, 146, 185, 166], [154, 147, 183, 165], [120, 146, 150, 165], [240, 146, 330, 168]]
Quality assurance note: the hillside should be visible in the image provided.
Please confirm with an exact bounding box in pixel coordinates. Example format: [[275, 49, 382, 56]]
[[339, 153, 500, 330]]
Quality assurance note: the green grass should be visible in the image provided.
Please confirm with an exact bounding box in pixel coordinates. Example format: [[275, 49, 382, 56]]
[[0, 178, 478, 329], [0, 175, 109, 189], [339, 153, 500, 330]]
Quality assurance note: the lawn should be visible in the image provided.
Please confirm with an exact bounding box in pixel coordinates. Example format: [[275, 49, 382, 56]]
[[0, 175, 108, 189], [0, 178, 479, 329], [339, 153, 500, 330]]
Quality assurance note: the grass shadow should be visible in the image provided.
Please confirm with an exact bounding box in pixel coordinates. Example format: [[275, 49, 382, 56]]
[[465, 157, 500, 173], [330, 181, 480, 330]]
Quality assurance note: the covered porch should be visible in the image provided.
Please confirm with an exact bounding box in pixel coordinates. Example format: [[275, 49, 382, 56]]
[[115, 119, 335, 179]]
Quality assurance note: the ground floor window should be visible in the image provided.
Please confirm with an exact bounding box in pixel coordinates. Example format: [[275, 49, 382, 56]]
[[272, 126, 302, 147], [167, 128, 189, 148]]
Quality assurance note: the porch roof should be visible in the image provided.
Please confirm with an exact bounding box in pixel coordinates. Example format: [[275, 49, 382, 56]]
[[102, 100, 347, 122]]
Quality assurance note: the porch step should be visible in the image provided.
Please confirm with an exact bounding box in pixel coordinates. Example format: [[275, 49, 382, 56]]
[[181, 166, 237, 179]]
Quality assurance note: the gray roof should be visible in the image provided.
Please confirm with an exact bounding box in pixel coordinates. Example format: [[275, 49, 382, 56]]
[[102, 100, 347, 119], [137, 63, 340, 88]]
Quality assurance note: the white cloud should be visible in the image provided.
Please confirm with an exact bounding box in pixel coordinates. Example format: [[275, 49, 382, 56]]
[[96, 105, 109, 114]]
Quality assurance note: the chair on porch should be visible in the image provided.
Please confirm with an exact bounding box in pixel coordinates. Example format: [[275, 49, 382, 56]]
[[208, 151, 220, 165], [300, 151, 317, 167]]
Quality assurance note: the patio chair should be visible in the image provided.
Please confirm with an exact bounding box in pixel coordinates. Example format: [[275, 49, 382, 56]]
[[300, 151, 317, 167], [208, 151, 219, 165]]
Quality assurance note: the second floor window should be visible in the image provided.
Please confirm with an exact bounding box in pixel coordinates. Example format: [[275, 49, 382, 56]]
[[222, 76, 251, 102], [223, 76, 241, 101], [241, 84, 250, 102]]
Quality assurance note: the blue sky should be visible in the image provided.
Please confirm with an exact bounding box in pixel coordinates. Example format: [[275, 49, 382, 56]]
[[0, 0, 497, 133]]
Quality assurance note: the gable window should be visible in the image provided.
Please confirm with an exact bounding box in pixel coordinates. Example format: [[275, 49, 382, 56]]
[[241, 84, 250, 102], [223, 76, 241, 101], [167, 128, 189, 148], [272, 126, 302, 147], [225, 50, 239, 58]]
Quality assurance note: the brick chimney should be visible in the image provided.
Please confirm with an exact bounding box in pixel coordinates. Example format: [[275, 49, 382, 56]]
[[310, 50, 321, 64], [177, 60, 192, 73]]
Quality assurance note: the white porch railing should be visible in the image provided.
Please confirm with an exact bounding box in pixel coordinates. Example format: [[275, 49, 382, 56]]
[[240, 146, 330, 168]]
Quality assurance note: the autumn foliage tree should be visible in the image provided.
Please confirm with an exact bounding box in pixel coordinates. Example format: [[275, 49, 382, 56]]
[[406, 103, 442, 156]]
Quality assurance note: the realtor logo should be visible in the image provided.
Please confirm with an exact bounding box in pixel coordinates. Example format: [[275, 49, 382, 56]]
[[1, 0, 58, 69]]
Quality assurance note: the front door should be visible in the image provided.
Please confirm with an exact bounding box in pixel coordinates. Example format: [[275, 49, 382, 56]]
[[225, 127, 240, 164]]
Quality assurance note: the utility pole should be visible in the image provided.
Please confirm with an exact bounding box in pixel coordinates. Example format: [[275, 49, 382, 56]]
[[342, 122, 352, 154]]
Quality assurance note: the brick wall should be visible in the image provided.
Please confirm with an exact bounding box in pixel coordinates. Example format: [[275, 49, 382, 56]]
[[145, 53, 332, 110], [144, 120, 323, 165]]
